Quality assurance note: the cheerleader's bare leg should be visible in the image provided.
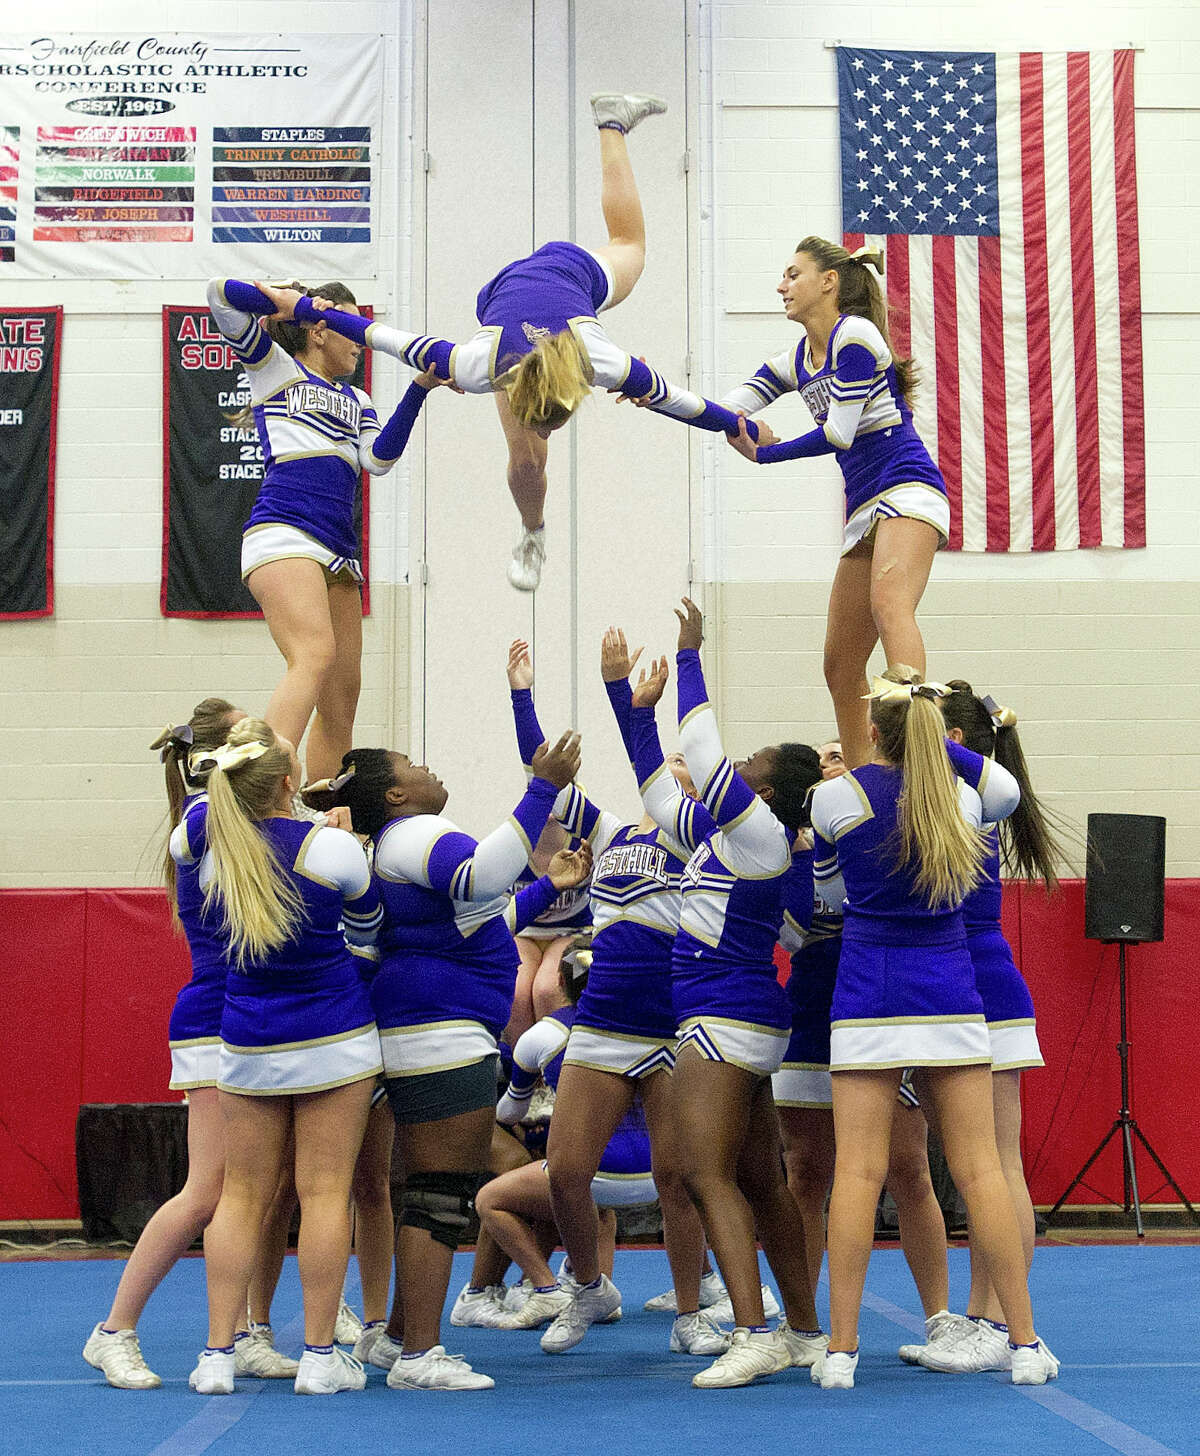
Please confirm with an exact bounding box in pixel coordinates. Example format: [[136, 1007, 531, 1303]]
[[592, 125, 647, 306], [886, 1101, 950, 1317], [827, 1068, 903, 1352], [103, 1087, 225, 1332], [248, 558, 340, 774], [915, 1066, 1035, 1345], [350, 1099, 397, 1324], [641, 1071, 706, 1314], [305, 577, 363, 783], [966, 1069, 1036, 1323], [778, 1106, 837, 1294], [546, 1064, 636, 1287], [867, 516, 938, 679], [292, 1079, 375, 1346], [823, 546, 880, 771]]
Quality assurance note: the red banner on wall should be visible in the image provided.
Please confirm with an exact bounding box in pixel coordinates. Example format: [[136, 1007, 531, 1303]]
[[0, 306, 60, 618], [160, 304, 371, 618]]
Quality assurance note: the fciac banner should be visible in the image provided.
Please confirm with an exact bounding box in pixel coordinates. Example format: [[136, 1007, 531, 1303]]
[[0, 33, 381, 279], [161, 305, 370, 618], [0, 307, 60, 618]]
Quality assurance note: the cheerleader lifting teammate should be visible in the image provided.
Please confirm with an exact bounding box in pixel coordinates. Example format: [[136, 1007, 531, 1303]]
[[808, 671, 1058, 1390], [258, 92, 761, 592], [180, 718, 385, 1398], [310, 727, 581, 1390], [724, 238, 948, 770]]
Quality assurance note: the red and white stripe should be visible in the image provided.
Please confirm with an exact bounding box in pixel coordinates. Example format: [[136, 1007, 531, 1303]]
[[846, 49, 1144, 552]]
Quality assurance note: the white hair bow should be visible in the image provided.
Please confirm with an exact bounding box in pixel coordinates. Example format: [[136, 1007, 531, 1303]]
[[862, 676, 952, 704]]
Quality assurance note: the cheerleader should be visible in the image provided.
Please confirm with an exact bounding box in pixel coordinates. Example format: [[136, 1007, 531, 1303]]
[[205, 276, 447, 780], [775, 763, 953, 1332], [632, 599, 825, 1389], [910, 682, 1064, 1374], [258, 93, 761, 592], [478, 947, 656, 1330], [180, 718, 383, 1397], [83, 702, 301, 1389], [448, 845, 594, 1329], [505, 635, 718, 1358], [809, 670, 1058, 1390], [724, 238, 947, 769], [316, 729, 581, 1390]]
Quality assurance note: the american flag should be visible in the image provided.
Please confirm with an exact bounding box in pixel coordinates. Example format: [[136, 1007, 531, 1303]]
[[837, 48, 1144, 551]]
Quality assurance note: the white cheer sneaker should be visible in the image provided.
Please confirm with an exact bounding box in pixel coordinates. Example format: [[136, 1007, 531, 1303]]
[[1010, 1339, 1060, 1385], [540, 1274, 622, 1354], [234, 1325, 299, 1378], [919, 1318, 1011, 1373], [692, 1327, 790, 1389], [294, 1346, 366, 1395], [189, 1348, 235, 1395], [811, 1348, 859, 1390], [450, 1283, 512, 1329], [352, 1322, 403, 1369], [644, 1269, 727, 1313], [707, 1284, 781, 1327], [589, 92, 668, 134], [386, 1345, 495, 1391], [333, 1295, 363, 1345], [507, 525, 546, 591], [83, 1325, 162, 1390], [670, 1311, 731, 1356], [899, 1308, 977, 1364]]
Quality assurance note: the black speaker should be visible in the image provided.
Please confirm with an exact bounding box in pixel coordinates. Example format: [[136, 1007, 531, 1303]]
[[1084, 813, 1166, 943]]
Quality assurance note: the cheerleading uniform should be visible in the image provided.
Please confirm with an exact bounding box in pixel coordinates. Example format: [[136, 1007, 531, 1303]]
[[294, 242, 754, 437], [509, 680, 690, 1079], [810, 743, 1020, 1071], [964, 832, 1044, 1072], [635, 649, 793, 1077], [206, 279, 430, 583], [498, 1004, 656, 1208], [370, 776, 560, 1108], [173, 816, 384, 1095], [166, 793, 227, 1089], [722, 313, 949, 553], [771, 848, 844, 1111]]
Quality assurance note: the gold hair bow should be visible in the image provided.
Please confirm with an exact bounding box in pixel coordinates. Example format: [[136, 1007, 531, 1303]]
[[980, 694, 1018, 729], [192, 739, 269, 775], [862, 676, 952, 704], [848, 244, 885, 273], [149, 722, 194, 760]]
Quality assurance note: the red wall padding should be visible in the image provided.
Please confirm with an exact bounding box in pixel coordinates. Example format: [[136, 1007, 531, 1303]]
[[2, 884, 1197, 1220]]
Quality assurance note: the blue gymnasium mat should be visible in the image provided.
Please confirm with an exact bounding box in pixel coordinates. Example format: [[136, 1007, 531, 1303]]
[[1, 1245, 1197, 1456]]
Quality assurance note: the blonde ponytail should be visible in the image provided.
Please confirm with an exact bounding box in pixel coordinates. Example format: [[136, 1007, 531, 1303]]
[[502, 330, 593, 431], [199, 718, 306, 968], [871, 667, 984, 907]]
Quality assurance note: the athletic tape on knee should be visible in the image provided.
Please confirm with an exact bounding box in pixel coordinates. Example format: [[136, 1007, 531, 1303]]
[[398, 1171, 483, 1250]]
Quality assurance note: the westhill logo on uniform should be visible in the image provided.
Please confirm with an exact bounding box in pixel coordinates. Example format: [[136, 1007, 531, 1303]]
[[284, 382, 360, 427]]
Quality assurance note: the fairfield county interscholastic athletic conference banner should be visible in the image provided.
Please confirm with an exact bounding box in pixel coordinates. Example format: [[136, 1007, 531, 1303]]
[[161, 305, 371, 618], [0, 307, 60, 618], [0, 33, 380, 279]]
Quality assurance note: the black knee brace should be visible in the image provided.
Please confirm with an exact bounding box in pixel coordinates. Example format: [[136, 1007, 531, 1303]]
[[398, 1171, 483, 1250]]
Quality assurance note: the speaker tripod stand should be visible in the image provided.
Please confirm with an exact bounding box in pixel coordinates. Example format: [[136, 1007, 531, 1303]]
[[1046, 943, 1200, 1237]]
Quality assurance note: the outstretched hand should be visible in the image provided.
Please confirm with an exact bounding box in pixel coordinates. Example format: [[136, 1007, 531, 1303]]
[[609, 356, 654, 408], [631, 655, 669, 708], [547, 841, 593, 891], [415, 366, 464, 394], [507, 639, 533, 691], [531, 730, 582, 790], [674, 596, 704, 652], [600, 626, 644, 683]]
